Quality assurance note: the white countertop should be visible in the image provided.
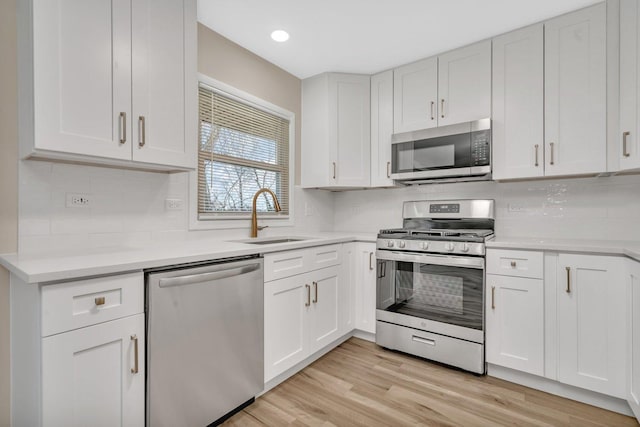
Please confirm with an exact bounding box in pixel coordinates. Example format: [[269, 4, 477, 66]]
[[0, 232, 376, 284], [487, 237, 640, 262]]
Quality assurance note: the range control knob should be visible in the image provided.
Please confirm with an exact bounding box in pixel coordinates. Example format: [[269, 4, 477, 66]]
[[387, 240, 394, 248], [398, 241, 406, 249], [445, 242, 455, 251], [421, 242, 430, 250], [460, 243, 470, 253]]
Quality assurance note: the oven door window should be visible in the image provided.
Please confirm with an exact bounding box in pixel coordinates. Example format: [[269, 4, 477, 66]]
[[376, 260, 483, 330], [392, 133, 471, 173]]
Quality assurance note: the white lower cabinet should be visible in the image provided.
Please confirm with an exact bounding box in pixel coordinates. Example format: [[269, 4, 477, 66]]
[[627, 259, 640, 420], [486, 274, 544, 376], [355, 243, 376, 334], [264, 246, 346, 382], [557, 254, 626, 399], [42, 314, 145, 427]]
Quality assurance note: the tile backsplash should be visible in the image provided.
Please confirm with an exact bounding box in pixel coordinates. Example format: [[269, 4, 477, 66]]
[[18, 161, 334, 254], [333, 174, 640, 241], [17, 160, 640, 254]]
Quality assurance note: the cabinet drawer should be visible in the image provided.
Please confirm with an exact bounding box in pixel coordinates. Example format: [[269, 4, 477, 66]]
[[487, 249, 543, 279], [41, 272, 143, 337], [264, 244, 343, 282], [308, 244, 342, 270]]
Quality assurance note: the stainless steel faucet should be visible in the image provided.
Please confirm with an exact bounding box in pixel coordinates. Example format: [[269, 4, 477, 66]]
[[251, 188, 282, 238]]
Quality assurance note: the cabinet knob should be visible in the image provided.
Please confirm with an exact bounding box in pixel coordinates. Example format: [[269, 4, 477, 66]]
[[95, 297, 106, 306], [510, 261, 517, 268]]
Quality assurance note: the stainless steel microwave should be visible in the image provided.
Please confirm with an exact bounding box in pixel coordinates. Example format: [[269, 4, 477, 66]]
[[390, 119, 491, 184]]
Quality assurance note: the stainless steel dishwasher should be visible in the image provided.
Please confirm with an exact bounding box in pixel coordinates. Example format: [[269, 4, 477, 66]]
[[145, 256, 263, 427]]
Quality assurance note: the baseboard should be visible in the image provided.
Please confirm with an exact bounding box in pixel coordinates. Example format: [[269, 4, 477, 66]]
[[352, 329, 375, 342], [488, 364, 633, 417]]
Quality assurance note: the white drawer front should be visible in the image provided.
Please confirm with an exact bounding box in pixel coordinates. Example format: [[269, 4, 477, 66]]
[[487, 249, 543, 279], [308, 244, 342, 270], [41, 272, 143, 337], [264, 251, 308, 282]]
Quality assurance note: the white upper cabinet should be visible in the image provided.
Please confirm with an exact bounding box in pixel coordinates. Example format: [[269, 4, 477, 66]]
[[370, 70, 395, 187], [302, 73, 370, 188], [131, 0, 197, 168], [23, 0, 196, 170], [492, 24, 545, 180], [620, 0, 640, 171], [392, 42, 490, 134], [544, 3, 607, 177], [438, 40, 492, 126], [393, 57, 438, 133]]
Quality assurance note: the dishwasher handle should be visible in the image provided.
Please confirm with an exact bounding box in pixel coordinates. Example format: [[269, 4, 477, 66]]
[[158, 262, 261, 288]]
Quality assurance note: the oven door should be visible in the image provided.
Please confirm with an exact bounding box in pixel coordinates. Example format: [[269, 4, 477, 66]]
[[376, 251, 484, 343]]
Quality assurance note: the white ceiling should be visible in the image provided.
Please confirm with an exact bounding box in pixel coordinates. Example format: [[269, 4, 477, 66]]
[[198, 0, 601, 80]]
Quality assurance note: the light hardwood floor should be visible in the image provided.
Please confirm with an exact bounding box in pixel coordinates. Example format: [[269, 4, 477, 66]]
[[224, 338, 637, 426]]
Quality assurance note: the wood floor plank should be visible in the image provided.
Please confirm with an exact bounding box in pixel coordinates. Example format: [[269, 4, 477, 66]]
[[223, 338, 637, 426]]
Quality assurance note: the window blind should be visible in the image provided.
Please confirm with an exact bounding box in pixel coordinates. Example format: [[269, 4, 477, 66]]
[[198, 82, 290, 219]]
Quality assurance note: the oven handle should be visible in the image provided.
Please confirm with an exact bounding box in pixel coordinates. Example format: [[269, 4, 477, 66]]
[[375, 250, 485, 269]]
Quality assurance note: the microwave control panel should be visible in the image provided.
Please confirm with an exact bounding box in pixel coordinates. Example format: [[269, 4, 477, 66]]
[[470, 130, 491, 166]]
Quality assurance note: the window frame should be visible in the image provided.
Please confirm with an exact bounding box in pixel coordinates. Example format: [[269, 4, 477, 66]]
[[189, 74, 296, 231]]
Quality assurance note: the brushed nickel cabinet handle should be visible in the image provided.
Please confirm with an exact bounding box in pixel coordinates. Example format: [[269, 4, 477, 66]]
[[510, 261, 516, 268], [566, 267, 571, 293], [94, 297, 106, 306], [491, 286, 495, 310], [312, 281, 318, 303], [369, 252, 374, 270], [623, 131, 631, 158], [430, 101, 435, 120], [440, 99, 445, 119], [332, 162, 336, 180], [549, 142, 555, 165], [130, 335, 139, 374], [305, 284, 311, 307], [386, 161, 391, 178], [138, 116, 146, 147], [119, 112, 127, 144], [534, 144, 539, 167]]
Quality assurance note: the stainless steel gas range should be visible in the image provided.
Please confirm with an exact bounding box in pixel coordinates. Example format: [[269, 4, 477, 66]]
[[375, 199, 495, 374]]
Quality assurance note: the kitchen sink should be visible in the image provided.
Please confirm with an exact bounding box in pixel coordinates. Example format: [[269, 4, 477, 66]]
[[230, 236, 313, 245]]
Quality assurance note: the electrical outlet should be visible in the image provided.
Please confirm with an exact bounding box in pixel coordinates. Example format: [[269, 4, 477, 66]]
[[66, 193, 92, 208], [165, 198, 183, 211], [304, 202, 314, 216], [508, 203, 528, 212]]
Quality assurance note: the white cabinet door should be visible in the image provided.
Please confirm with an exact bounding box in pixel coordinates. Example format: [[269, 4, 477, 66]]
[[301, 73, 370, 188], [492, 24, 544, 180], [308, 266, 341, 353], [486, 274, 544, 376], [544, 3, 607, 177], [438, 40, 491, 126], [393, 57, 438, 133], [355, 243, 377, 334], [42, 314, 145, 427], [264, 274, 309, 382], [628, 259, 640, 421], [370, 70, 394, 187], [557, 254, 626, 398], [620, 0, 640, 171], [330, 73, 371, 187], [33, 0, 132, 160], [131, 0, 196, 168]]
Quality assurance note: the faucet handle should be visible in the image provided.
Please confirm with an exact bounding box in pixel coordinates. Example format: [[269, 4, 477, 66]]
[[257, 225, 269, 231]]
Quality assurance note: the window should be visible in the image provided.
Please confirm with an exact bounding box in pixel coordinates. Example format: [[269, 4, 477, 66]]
[[197, 82, 291, 220]]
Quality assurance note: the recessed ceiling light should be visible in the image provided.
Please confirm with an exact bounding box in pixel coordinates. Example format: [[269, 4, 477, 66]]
[[271, 30, 290, 43]]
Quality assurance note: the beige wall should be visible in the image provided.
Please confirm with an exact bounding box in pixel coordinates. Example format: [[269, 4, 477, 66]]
[[0, 0, 18, 424], [198, 24, 302, 185]]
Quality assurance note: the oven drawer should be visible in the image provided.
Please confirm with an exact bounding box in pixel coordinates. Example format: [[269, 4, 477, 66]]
[[486, 249, 543, 279], [376, 321, 485, 374]]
